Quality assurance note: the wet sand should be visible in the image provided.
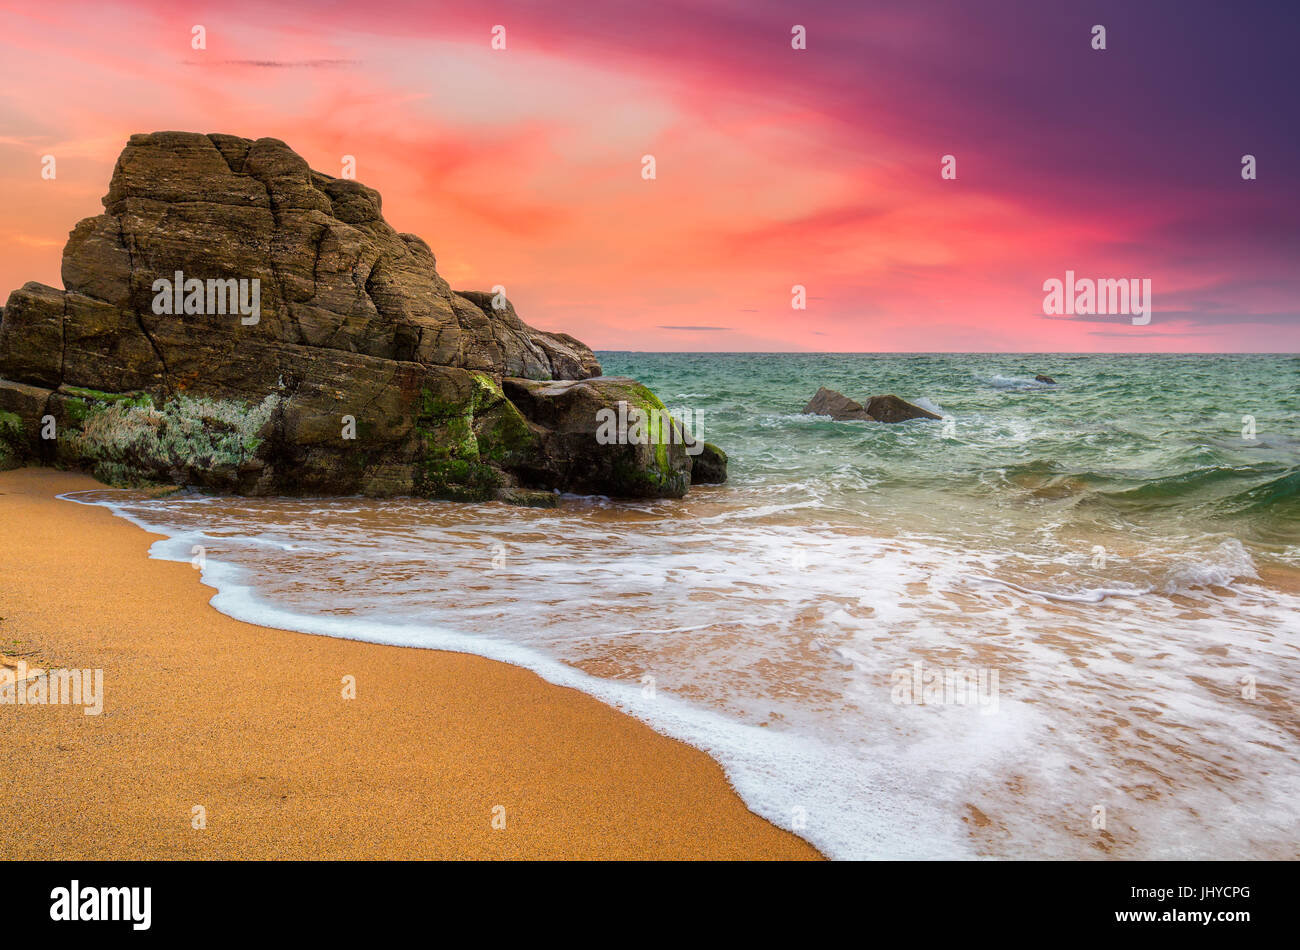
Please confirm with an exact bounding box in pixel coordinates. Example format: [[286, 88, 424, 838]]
[[0, 467, 821, 859]]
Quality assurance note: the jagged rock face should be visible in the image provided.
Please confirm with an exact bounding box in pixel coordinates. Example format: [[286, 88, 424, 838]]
[[0, 131, 722, 499]]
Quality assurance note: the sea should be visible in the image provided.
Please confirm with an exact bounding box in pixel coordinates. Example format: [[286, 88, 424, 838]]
[[67, 353, 1300, 859]]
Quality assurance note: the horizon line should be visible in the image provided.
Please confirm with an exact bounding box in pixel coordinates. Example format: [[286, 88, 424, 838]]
[[591, 350, 1300, 356]]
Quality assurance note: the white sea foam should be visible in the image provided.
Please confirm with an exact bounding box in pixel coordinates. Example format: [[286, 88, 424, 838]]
[[983, 373, 1052, 390], [59, 486, 1300, 859], [1160, 539, 1258, 592]]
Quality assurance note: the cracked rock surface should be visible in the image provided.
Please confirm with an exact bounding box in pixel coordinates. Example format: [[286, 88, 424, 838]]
[[0, 131, 723, 499]]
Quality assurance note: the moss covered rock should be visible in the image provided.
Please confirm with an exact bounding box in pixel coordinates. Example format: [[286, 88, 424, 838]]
[[503, 376, 698, 498]]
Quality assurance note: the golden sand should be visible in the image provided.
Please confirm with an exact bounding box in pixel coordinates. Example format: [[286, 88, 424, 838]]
[[0, 468, 820, 859]]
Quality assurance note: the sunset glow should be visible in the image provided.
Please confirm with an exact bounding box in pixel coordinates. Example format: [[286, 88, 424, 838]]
[[2, 0, 1296, 351]]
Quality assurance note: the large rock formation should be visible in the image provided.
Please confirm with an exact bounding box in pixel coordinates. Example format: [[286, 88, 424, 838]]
[[0, 132, 723, 500]]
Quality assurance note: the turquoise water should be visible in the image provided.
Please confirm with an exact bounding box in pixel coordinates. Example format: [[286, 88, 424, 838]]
[[75, 353, 1300, 859], [601, 352, 1300, 558]]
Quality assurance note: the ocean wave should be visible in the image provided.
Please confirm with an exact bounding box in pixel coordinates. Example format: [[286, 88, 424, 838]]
[[1218, 468, 1300, 514], [997, 460, 1300, 524], [1098, 464, 1284, 503], [1160, 539, 1258, 593], [980, 373, 1055, 390], [971, 575, 1151, 603]]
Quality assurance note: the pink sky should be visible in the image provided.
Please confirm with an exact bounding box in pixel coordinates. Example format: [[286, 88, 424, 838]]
[[1, 0, 1296, 352]]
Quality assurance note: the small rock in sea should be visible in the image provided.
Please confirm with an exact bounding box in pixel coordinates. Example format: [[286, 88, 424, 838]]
[[862, 394, 942, 423], [1034, 374, 1057, 384], [802, 388, 939, 423], [803, 387, 874, 421]]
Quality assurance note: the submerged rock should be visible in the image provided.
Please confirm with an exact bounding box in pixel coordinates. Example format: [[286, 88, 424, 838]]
[[0, 131, 724, 499], [802, 387, 940, 423], [802, 387, 874, 421]]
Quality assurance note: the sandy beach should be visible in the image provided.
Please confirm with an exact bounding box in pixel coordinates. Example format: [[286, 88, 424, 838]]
[[0, 468, 820, 860]]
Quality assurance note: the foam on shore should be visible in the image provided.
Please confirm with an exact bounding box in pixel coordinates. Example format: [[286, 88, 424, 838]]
[[63, 486, 1300, 859]]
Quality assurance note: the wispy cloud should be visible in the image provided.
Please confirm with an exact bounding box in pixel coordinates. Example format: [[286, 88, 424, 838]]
[[185, 59, 360, 68]]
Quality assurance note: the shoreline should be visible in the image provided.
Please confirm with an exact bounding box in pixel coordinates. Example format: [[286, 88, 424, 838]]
[[0, 467, 821, 860]]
